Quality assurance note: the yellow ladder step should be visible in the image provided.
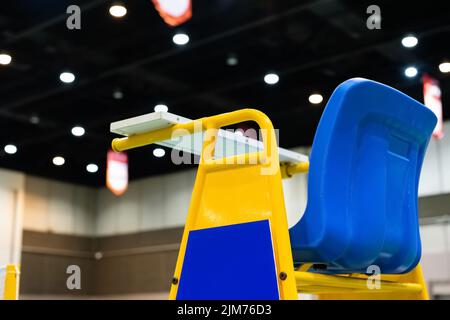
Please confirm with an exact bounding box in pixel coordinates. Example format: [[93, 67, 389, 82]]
[[295, 271, 423, 294]]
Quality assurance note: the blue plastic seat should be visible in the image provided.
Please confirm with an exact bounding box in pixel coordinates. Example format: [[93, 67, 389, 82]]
[[289, 78, 437, 274]]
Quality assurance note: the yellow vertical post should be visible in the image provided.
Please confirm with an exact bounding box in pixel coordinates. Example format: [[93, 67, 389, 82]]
[[4, 264, 19, 300]]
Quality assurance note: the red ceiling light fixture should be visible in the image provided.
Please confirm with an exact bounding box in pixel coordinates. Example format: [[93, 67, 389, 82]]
[[152, 0, 192, 27], [106, 149, 129, 196], [423, 74, 444, 140]]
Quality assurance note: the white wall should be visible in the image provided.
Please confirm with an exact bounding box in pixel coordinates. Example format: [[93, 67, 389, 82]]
[[0, 168, 25, 265], [22, 175, 95, 236], [282, 148, 309, 228], [419, 121, 450, 196], [95, 169, 196, 236], [420, 219, 450, 297]]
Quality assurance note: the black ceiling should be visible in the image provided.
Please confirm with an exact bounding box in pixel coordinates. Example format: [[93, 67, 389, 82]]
[[0, 0, 449, 186]]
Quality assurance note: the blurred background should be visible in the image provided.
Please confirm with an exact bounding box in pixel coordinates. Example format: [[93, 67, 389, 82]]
[[0, 0, 449, 299]]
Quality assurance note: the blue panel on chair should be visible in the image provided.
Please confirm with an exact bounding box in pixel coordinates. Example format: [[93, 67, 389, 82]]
[[177, 220, 280, 300], [289, 78, 437, 274]]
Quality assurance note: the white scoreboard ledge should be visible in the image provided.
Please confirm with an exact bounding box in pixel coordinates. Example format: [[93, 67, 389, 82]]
[[110, 111, 309, 164]]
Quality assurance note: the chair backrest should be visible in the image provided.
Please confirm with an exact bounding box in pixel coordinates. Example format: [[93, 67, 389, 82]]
[[289, 78, 437, 274]]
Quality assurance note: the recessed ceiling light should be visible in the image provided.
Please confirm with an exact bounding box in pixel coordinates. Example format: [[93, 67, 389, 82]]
[[113, 89, 123, 100], [153, 148, 165, 158], [264, 73, 279, 85], [71, 126, 85, 137], [401, 35, 418, 48], [439, 62, 450, 73], [309, 93, 324, 104], [30, 115, 40, 124], [86, 163, 99, 173], [404, 66, 418, 78], [59, 72, 75, 83], [53, 156, 65, 166], [109, 4, 127, 18], [227, 55, 238, 66], [0, 53, 12, 65], [173, 33, 189, 45], [154, 104, 168, 112], [4, 144, 17, 154]]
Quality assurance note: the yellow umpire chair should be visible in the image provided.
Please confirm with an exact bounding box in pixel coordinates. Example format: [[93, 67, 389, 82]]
[[111, 78, 436, 300]]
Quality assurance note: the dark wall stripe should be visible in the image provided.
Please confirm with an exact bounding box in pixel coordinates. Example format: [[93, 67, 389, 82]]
[[20, 227, 184, 296]]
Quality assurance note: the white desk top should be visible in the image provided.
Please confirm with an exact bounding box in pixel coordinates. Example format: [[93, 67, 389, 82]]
[[110, 112, 308, 164]]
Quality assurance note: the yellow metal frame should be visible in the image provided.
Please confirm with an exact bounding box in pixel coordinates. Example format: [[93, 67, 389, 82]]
[[112, 108, 429, 300], [295, 264, 428, 299], [3, 264, 20, 300], [280, 162, 309, 179], [114, 109, 298, 299]]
